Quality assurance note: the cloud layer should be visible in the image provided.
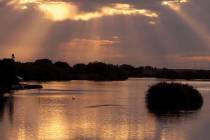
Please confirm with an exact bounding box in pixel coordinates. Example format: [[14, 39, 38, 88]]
[[1, 0, 210, 69]]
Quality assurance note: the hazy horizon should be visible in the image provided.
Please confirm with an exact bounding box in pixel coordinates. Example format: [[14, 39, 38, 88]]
[[1, 0, 210, 69]]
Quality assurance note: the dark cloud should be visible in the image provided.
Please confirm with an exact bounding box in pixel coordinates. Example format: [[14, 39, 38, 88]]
[[0, 0, 210, 69]]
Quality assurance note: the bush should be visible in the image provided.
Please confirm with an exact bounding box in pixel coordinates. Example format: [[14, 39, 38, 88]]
[[0, 59, 17, 85], [146, 82, 203, 114]]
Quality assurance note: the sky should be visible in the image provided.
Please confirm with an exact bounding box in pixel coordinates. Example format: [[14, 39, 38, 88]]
[[0, 0, 210, 69]]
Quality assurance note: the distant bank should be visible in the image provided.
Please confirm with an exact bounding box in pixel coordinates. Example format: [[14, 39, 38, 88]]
[[14, 58, 210, 81], [1, 58, 210, 94], [2, 58, 210, 82]]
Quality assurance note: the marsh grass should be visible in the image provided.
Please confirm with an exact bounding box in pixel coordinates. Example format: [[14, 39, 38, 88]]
[[146, 82, 203, 114]]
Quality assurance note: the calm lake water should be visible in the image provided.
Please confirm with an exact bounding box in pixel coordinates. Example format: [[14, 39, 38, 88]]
[[0, 78, 210, 140]]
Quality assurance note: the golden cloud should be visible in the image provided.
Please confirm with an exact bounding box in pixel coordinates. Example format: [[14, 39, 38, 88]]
[[66, 37, 120, 48], [179, 56, 210, 61], [161, 0, 188, 10], [8, 1, 159, 21]]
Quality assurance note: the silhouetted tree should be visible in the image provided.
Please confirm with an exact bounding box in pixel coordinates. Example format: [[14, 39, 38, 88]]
[[0, 59, 17, 94]]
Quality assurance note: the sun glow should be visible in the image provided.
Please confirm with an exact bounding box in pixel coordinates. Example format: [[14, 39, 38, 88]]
[[161, 0, 188, 10], [38, 2, 77, 21], [8, 1, 159, 22]]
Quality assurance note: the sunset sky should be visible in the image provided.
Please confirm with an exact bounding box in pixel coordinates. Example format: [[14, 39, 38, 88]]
[[1, 0, 210, 69]]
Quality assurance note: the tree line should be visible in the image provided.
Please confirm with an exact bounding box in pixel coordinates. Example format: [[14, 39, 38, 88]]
[[1, 58, 210, 84]]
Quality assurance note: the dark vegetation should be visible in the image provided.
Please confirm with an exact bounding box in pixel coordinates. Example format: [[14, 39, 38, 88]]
[[0, 59, 17, 95], [0, 58, 129, 94], [120, 65, 210, 80], [2, 58, 210, 83], [146, 82, 203, 114], [0, 58, 43, 95], [15, 59, 128, 81], [14, 59, 210, 81], [1, 57, 210, 94]]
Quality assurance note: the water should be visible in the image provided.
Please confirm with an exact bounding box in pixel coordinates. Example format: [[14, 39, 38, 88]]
[[0, 78, 210, 140]]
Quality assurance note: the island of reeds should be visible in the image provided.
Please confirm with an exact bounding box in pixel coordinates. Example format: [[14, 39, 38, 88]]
[[146, 82, 203, 114]]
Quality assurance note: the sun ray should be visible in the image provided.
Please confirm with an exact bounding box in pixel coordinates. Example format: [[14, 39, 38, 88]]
[[3, 14, 53, 61], [162, 0, 210, 48]]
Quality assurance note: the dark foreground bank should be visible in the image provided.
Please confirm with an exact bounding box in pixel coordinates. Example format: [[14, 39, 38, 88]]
[[0, 59, 43, 95]]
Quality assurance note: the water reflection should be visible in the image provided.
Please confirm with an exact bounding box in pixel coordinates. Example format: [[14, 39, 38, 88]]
[[0, 95, 14, 123], [148, 109, 201, 140], [0, 79, 208, 140]]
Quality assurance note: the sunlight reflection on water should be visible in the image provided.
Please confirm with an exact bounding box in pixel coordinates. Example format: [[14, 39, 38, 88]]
[[0, 78, 210, 140]]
